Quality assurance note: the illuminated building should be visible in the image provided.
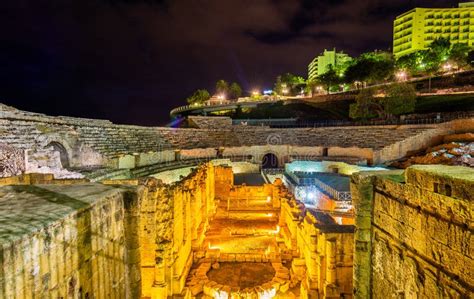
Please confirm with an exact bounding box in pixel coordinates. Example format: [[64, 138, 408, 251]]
[[308, 48, 352, 81], [393, 2, 474, 58]]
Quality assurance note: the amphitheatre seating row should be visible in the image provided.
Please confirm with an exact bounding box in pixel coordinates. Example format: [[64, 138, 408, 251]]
[[232, 127, 431, 149], [0, 104, 439, 159]]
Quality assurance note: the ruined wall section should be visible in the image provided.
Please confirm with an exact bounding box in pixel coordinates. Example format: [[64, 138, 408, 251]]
[[278, 194, 354, 298], [187, 115, 232, 129], [352, 165, 473, 298], [0, 105, 236, 173], [136, 163, 217, 298], [0, 104, 463, 175], [0, 183, 142, 298], [0, 162, 218, 299], [0, 144, 25, 177]]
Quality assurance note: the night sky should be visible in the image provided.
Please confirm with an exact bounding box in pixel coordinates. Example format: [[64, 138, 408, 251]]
[[0, 0, 456, 125]]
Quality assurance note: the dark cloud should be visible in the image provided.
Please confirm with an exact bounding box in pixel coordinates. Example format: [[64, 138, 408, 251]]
[[0, 0, 455, 125]]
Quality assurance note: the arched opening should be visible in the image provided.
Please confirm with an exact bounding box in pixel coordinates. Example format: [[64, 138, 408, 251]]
[[262, 153, 278, 169], [47, 142, 70, 168]]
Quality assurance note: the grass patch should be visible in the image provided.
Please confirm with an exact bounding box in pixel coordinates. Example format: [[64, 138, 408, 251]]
[[208, 93, 473, 120], [415, 94, 474, 113], [216, 100, 353, 120]]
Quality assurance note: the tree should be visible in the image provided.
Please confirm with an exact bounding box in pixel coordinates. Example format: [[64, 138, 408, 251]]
[[349, 88, 378, 120], [186, 89, 210, 105], [419, 49, 442, 92], [429, 37, 451, 61], [469, 50, 474, 67], [395, 52, 421, 75], [274, 73, 305, 95], [344, 51, 394, 85], [229, 82, 242, 99], [448, 43, 471, 68], [349, 83, 416, 120], [317, 66, 340, 93], [215, 79, 229, 96], [383, 83, 416, 117], [305, 79, 320, 95]]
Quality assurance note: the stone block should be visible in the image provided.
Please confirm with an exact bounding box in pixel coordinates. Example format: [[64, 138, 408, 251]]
[[405, 165, 474, 200]]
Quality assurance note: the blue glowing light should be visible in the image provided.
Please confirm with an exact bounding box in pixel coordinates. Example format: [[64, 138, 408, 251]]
[[263, 89, 273, 95]]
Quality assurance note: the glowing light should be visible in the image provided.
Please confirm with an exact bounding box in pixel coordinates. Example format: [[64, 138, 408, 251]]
[[442, 63, 453, 71], [208, 242, 219, 250], [266, 196, 271, 203], [396, 70, 407, 81], [282, 88, 289, 94], [307, 192, 315, 200], [263, 89, 273, 95], [213, 290, 229, 299], [217, 94, 226, 100], [265, 246, 271, 255], [275, 225, 280, 234], [252, 90, 260, 96], [266, 213, 273, 217], [259, 287, 277, 299]]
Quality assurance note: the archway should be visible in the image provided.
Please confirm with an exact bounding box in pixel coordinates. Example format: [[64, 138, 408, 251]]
[[262, 153, 278, 169], [47, 142, 70, 168]]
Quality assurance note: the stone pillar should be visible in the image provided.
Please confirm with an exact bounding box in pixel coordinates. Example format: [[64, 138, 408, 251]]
[[350, 173, 376, 299], [123, 190, 142, 298], [215, 147, 224, 158], [152, 253, 168, 299], [326, 240, 336, 285], [174, 150, 181, 161]]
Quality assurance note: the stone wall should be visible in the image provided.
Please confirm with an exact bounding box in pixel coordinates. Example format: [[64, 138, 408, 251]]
[[0, 162, 219, 299], [214, 165, 233, 200], [351, 165, 473, 298], [187, 115, 232, 129], [278, 190, 354, 298], [0, 144, 24, 178], [0, 103, 456, 179], [132, 163, 217, 298], [0, 183, 141, 298]]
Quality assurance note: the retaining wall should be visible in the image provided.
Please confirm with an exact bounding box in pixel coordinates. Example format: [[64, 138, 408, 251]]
[[351, 165, 473, 298]]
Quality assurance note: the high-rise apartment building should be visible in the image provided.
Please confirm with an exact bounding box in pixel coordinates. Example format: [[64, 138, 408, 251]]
[[308, 49, 352, 81], [393, 2, 474, 58]]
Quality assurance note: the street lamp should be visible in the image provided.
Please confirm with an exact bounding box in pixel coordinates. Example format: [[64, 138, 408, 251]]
[[396, 70, 407, 81], [442, 63, 453, 72], [217, 94, 226, 101]]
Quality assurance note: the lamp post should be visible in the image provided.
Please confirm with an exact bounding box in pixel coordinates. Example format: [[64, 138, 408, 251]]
[[396, 70, 407, 81]]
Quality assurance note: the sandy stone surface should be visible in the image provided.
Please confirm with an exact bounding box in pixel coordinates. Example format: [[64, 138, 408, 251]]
[[0, 183, 122, 244], [207, 262, 275, 288]]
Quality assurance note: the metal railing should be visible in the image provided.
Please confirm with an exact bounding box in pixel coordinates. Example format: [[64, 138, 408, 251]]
[[169, 70, 474, 116], [288, 171, 352, 202], [243, 111, 474, 128], [312, 177, 352, 202]]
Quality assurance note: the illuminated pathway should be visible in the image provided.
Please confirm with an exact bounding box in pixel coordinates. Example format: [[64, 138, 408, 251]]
[[185, 178, 299, 298]]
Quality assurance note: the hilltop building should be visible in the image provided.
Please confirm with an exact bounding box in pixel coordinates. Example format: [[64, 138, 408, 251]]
[[308, 48, 352, 81], [393, 2, 474, 58]]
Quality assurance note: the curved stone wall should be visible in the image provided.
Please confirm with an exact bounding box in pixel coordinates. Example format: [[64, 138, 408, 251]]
[[0, 103, 460, 179]]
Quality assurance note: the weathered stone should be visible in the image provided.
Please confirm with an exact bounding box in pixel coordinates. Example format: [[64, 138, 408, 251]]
[[353, 165, 473, 299]]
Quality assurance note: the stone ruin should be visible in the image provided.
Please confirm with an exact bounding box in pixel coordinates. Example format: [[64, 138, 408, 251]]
[[0, 104, 472, 298]]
